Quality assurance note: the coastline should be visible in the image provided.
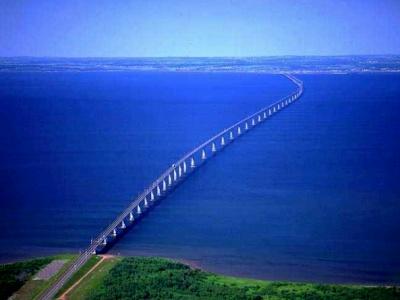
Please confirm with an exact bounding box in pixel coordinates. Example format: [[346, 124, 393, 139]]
[[1, 55, 400, 73], [2, 255, 399, 300], [2, 252, 399, 287]]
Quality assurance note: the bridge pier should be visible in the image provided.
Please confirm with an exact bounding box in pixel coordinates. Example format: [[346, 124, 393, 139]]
[[163, 180, 167, 191], [173, 169, 177, 181], [137, 205, 142, 214], [129, 212, 134, 222], [221, 136, 225, 146], [168, 174, 172, 186], [212, 142, 217, 153], [112, 229, 117, 237], [201, 149, 206, 160], [191, 157, 196, 168], [157, 185, 161, 196], [245, 122, 249, 130], [230, 131, 234, 140], [121, 220, 126, 229], [178, 165, 182, 177], [237, 126, 241, 135], [183, 161, 187, 173]]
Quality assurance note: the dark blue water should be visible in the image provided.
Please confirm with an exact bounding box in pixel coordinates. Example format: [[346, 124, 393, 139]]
[[0, 72, 399, 284]]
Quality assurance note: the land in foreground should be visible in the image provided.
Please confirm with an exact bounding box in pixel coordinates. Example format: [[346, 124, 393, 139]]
[[0, 254, 76, 300], [1, 255, 399, 300]]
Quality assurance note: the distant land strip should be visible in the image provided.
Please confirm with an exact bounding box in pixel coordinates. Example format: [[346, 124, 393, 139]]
[[1, 55, 400, 73]]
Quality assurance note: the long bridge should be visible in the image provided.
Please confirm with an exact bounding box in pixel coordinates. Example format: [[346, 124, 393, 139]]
[[38, 74, 303, 299]]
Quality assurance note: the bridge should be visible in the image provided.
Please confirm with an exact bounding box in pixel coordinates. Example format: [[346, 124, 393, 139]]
[[38, 74, 303, 299]]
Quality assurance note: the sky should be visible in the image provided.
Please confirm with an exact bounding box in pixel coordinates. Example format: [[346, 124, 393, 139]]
[[1, 0, 400, 57]]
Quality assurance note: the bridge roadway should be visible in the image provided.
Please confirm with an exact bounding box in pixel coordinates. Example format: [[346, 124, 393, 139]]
[[38, 74, 303, 299]]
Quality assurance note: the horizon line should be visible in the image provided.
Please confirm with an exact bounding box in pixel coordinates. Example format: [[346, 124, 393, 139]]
[[1, 54, 400, 59]]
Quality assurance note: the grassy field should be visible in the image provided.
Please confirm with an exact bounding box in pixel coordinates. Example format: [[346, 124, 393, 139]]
[[72, 257, 400, 300], [67, 256, 121, 300], [2, 255, 399, 300], [54, 255, 102, 298], [0, 254, 75, 300], [208, 275, 400, 300], [0, 256, 52, 300]]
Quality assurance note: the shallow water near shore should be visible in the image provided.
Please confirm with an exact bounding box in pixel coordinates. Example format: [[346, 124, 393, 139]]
[[0, 72, 399, 284]]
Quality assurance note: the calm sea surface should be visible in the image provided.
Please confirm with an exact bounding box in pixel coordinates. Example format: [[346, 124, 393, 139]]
[[0, 72, 399, 284]]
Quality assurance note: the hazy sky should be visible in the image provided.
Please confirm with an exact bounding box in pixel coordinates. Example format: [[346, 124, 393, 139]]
[[1, 0, 400, 57]]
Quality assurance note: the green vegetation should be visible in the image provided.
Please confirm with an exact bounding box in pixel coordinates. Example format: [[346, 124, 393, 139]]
[[208, 275, 400, 300], [81, 257, 400, 300], [55, 255, 102, 297], [68, 257, 121, 300], [27, 254, 76, 300], [0, 256, 52, 300], [3, 256, 399, 300], [0, 254, 76, 300]]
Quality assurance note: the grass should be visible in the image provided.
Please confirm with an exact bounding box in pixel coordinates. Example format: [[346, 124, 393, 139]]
[[0, 256, 52, 300], [71, 257, 400, 300], [0, 254, 75, 300], [67, 257, 121, 300], [3, 255, 399, 300], [9, 254, 76, 300], [208, 275, 400, 300], [55, 255, 102, 297]]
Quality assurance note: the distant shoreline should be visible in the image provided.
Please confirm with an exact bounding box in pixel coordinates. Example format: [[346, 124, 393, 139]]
[[1, 69, 400, 74], [1, 55, 400, 73]]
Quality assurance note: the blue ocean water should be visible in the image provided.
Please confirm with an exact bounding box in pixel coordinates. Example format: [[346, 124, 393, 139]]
[[0, 72, 399, 284]]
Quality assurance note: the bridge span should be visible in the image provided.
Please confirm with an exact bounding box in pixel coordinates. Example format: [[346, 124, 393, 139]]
[[38, 74, 303, 299]]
